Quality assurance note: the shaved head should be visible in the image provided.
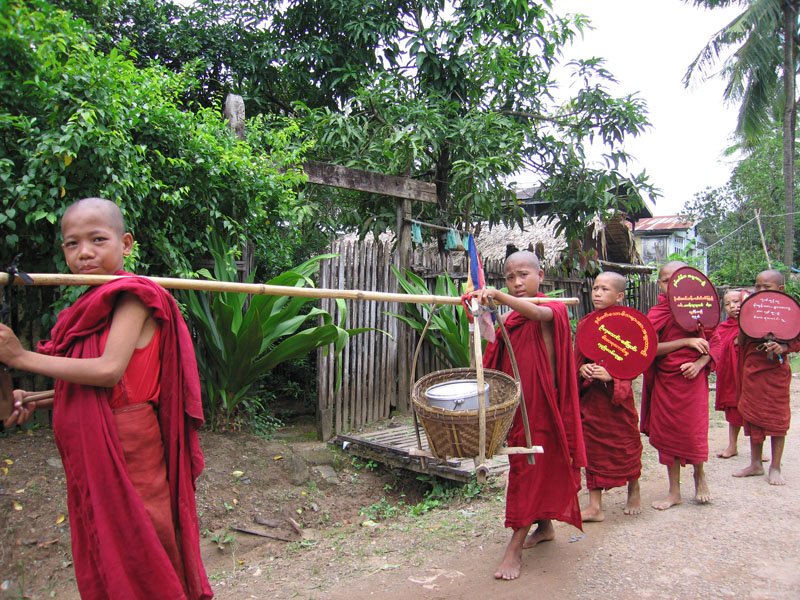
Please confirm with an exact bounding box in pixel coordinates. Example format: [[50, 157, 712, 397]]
[[506, 250, 540, 270], [757, 269, 784, 286], [596, 271, 627, 293], [755, 269, 785, 292], [659, 260, 687, 280], [63, 197, 126, 235], [723, 289, 742, 302]]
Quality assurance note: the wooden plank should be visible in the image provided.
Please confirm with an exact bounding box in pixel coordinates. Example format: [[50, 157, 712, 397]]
[[342, 241, 353, 431], [334, 424, 510, 482], [336, 241, 347, 434], [379, 241, 392, 419], [361, 428, 424, 447], [365, 241, 377, 424], [318, 255, 333, 441], [304, 161, 437, 204], [358, 241, 367, 427]]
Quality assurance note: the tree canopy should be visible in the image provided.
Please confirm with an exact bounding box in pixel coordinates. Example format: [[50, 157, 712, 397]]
[[685, 0, 797, 269], [54, 0, 656, 243]]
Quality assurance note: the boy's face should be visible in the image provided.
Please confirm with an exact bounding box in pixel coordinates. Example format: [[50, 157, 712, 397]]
[[657, 264, 679, 294], [61, 205, 132, 275], [723, 291, 742, 319], [754, 273, 784, 292], [504, 256, 543, 298], [591, 275, 625, 310]]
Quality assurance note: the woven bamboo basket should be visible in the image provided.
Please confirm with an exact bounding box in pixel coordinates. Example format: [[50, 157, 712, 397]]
[[412, 367, 520, 459]]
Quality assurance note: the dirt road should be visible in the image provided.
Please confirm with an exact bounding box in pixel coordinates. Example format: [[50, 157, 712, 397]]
[[2, 380, 799, 599], [213, 378, 800, 600]]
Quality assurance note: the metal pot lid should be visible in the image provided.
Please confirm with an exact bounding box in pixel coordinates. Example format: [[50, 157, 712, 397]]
[[425, 379, 489, 400]]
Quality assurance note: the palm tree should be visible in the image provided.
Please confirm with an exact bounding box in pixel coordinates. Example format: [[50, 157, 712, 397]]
[[684, 0, 798, 269]]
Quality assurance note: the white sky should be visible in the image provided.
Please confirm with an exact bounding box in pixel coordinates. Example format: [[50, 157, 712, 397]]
[[544, 0, 744, 216]]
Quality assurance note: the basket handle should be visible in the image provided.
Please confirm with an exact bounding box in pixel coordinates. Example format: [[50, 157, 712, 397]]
[[410, 305, 438, 453]]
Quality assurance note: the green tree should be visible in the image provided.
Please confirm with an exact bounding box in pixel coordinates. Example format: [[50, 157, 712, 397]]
[[0, 0, 311, 278], [684, 0, 797, 268], [69, 0, 655, 244], [683, 131, 789, 284], [181, 235, 369, 430], [296, 3, 654, 240]]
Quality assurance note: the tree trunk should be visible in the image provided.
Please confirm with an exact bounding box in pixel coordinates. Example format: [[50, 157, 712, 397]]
[[782, 1, 797, 268]]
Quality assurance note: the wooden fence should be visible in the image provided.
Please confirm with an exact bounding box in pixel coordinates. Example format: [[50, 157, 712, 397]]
[[316, 238, 659, 439], [3, 244, 659, 437]]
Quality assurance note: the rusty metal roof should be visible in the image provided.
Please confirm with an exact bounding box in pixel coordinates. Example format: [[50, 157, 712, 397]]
[[634, 215, 694, 232]]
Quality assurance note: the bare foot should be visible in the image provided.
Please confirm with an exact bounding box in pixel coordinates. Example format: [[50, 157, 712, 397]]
[[493, 545, 522, 580], [581, 506, 605, 522], [768, 467, 786, 486], [522, 522, 555, 549], [651, 493, 682, 510], [494, 544, 522, 580], [694, 472, 712, 504], [716, 448, 737, 459], [623, 482, 642, 515], [733, 464, 764, 477]]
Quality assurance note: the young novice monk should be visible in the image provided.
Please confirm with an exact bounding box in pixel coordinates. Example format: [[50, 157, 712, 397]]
[[709, 289, 743, 458], [641, 261, 714, 510], [733, 270, 800, 485], [0, 198, 212, 599], [575, 271, 642, 521], [475, 251, 585, 580]]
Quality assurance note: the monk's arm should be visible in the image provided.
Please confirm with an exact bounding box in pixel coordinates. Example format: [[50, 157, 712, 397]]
[[475, 288, 553, 322], [0, 294, 150, 388], [656, 337, 709, 357]]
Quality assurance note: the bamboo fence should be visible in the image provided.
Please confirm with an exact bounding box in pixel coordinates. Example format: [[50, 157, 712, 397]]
[[1, 245, 662, 438]]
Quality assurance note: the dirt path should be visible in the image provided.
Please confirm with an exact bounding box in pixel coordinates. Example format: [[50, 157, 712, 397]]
[[212, 378, 800, 600], [2, 380, 799, 599]]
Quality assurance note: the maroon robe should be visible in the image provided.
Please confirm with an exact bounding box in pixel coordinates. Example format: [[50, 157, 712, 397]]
[[640, 293, 714, 466], [38, 275, 212, 600], [575, 313, 642, 490], [737, 335, 800, 438], [483, 298, 586, 531], [709, 316, 742, 427]]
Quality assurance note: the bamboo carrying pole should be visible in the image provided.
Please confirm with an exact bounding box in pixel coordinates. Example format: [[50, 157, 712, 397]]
[[0, 273, 580, 306], [470, 299, 487, 470]]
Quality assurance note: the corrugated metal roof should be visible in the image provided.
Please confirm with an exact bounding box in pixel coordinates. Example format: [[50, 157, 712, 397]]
[[634, 216, 694, 232]]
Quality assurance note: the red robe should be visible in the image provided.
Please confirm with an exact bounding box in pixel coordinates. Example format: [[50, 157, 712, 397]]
[[38, 275, 212, 600], [709, 316, 742, 427], [483, 298, 586, 531], [737, 335, 800, 438], [575, 314, 642, 490], [640, 293, 714, 466]]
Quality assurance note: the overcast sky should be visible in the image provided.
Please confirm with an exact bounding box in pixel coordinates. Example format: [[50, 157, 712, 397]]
[[544, 0, 745, 216]]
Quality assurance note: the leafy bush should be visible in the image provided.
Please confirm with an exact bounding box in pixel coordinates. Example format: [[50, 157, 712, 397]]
[[390, 267, 470, 368], [1, 0, 310, 278], [181, 235, 369, 430]]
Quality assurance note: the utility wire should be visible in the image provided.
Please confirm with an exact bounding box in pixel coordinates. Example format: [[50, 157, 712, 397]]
[[703, 210, 800, 251], [703, 216, 757, 251]]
